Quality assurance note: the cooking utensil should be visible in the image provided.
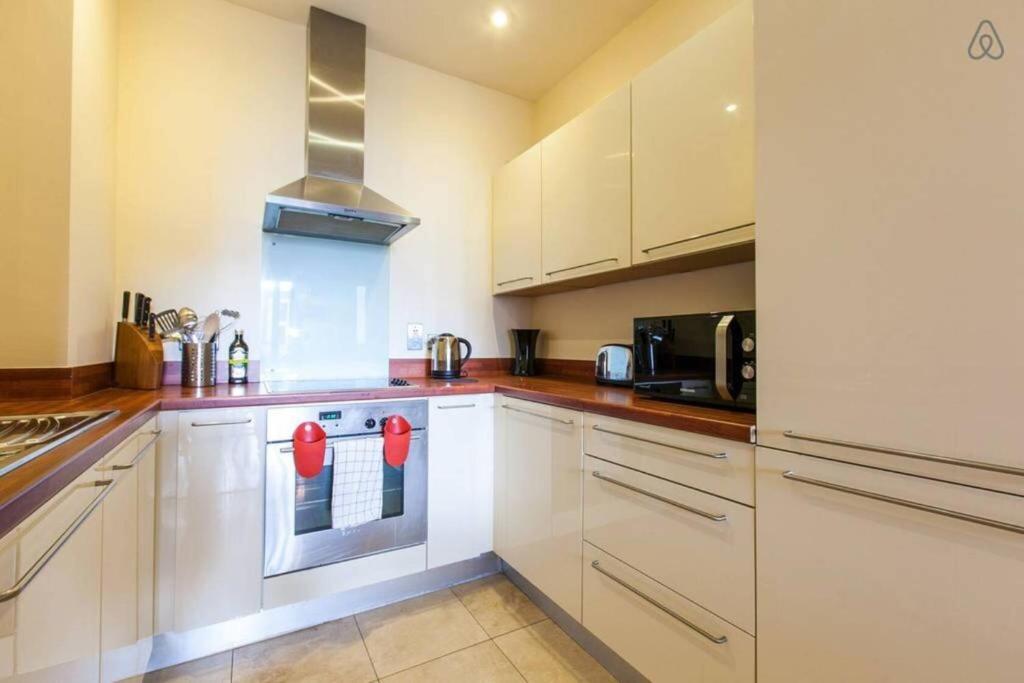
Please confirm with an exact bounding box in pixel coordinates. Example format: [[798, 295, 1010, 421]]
[[220, 309, 240, 319], [200, 312, 220, 342], [142, 297, 152, 327], [121, 291, 131, 322], [179, 308, 199, 341], [134, 293, 145, 326], [151, 309, 181, 336]]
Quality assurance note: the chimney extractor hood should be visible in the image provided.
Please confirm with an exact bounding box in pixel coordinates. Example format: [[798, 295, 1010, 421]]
[[263, 8, 419, 245]]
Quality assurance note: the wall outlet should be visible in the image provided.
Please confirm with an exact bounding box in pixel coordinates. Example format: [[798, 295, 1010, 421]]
[[407, 323, 425, 351]]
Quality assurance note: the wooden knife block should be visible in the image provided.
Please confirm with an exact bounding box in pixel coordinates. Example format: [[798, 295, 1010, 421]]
[[114, 322, 164, 390]]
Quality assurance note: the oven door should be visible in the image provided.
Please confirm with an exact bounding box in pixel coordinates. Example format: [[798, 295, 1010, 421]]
[[264, 431, 427, 577]]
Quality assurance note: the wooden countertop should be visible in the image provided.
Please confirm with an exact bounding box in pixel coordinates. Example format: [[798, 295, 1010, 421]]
[[0, 374, 754, 538]]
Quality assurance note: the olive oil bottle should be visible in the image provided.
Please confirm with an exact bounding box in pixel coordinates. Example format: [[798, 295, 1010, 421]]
[[228, 330, 249, 384]]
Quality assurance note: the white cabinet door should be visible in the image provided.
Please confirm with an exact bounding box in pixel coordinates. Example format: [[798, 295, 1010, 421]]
[[756, 0, 1024, 484], [0, 470, 110, 682], [493, 144, 542, 293], [174, 408, 264, 632], [427, 394, 495, 569], [542, 85, 631, 283], [632, 0, 754, 264], [757, 446, 1024, 683], [496, 397, 583, 620]]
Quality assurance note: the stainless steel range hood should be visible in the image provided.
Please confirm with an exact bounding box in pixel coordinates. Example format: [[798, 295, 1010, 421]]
[[263, 8, 419, 245]]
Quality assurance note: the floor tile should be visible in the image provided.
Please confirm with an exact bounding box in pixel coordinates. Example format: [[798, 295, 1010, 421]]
[[452, 574, 547, 637], [123, 651, 232, 683], [381, 641, 524, 682], [356, 588, 489, 677], [231, 616, 376, 683], [494, 620, 616, 683]]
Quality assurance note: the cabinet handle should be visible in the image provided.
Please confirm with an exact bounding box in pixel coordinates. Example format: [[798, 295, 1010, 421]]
[[592, 425, 727, 459], [437, 403, 477, 410], [0, 480, 115, 603], [502, 404, 574, 425], [545, 258, 618, 277], [112, 430, 162, 471], [783, 431, 1024, 478], [190, 418, 253, 428], [592, 471, 726, 522], [497, 276, 534, 287], [590, 560, 728, 644], [782, 471, 1024, 535], [640, 222, 755, 254]]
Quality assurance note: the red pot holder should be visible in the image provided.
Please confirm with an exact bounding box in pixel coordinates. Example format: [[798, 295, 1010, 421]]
[[383, 415, 411, 468], [292, 421, 327, 478]]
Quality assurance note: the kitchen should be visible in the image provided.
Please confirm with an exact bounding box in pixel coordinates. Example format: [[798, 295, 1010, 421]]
[[0, 0, 1020, 681]]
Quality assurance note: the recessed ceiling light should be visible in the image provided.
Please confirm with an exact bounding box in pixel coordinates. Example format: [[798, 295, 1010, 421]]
[[725, 103, 739, 113], [490, 9, 509, 28]]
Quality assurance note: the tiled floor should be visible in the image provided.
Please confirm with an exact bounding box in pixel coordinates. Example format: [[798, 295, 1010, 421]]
[[126, 574, 617, 682]]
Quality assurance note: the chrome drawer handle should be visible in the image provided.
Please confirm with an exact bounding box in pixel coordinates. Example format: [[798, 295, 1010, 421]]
[[545, 257, 618, 277], [0, 480, 115, 603], [783, 471, 1024, 535], [590, 560, 728, 644], [783, 431, 1024, 478], [497, 276, 534, 287], [592, 426, 727, 459], [111, 430, 162, 471], [191, 418, 253, 428], [640, 222, 754, 254], [502, 404, 574, 425], [437, 404, 477, 410], [592, 471, 726, 522]]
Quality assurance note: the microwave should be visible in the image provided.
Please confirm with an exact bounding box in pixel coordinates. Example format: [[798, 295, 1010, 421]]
[[633, 311, 755, 411]]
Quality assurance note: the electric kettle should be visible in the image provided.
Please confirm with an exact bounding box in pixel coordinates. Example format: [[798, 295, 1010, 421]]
[[430, 333, 472, 379]]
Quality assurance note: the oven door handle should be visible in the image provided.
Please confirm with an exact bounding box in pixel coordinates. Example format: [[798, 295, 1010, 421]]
[[278, 434, 422, 454], [714, 314, 735, 400]]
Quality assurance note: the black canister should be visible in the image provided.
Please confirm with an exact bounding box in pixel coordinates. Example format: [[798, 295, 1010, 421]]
[[510, 329, 540, 376]]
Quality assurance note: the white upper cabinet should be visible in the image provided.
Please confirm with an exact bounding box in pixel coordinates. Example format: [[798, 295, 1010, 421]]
[[755, 0, 1024, 488], [541, 84, 631, 282], [632, 0, 754, 264], [493, 144, 542, 293]]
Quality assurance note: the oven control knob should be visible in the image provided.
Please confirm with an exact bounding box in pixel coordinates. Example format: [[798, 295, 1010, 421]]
[[741, 363, 756, 380], [741, 336, 756, 353], [364, 418, 377, 429]]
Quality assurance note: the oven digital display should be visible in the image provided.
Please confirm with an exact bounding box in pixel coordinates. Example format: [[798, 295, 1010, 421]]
[[318, 410, 342, 421]]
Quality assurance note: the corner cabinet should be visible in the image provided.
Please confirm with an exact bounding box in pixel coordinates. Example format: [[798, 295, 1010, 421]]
[[427, 394, 495, 568], [494, 397, 583, 620], [541, 85, 632, 284], [632, 0, 754, 264], [492, 144, 542, 293], [173, 408, 265, 632]]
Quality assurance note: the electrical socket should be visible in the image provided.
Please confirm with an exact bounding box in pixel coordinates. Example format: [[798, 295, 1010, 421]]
[[406, 323, 425, 351]]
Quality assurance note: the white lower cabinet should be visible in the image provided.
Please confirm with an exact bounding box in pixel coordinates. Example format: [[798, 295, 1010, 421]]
[[495, 397, 583, 620], [757, 446, 1024, 683], [583, 543, 754, 683], [174, 408, 265, 632], [427, 394, 494, 569]]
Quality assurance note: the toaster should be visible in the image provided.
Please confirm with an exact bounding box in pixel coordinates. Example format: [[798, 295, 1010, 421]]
[[595, 344, 634, 386]]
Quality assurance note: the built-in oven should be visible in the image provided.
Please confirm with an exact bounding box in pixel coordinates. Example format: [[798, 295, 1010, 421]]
[[633, 311, 756, 411], [264, 400, 428, 577]]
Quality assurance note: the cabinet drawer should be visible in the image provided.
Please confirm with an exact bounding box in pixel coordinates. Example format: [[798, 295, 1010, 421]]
[[583, 543, 754, 683], [584, 456, 754, 632], [583, 414, 753, 505], [96, 417, 160, 472]]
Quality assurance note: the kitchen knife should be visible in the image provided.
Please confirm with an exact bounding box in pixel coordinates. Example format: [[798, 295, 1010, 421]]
[[121, 291, 131, 322], [134, 293, 144, 326], [142, 297, 152, 327]]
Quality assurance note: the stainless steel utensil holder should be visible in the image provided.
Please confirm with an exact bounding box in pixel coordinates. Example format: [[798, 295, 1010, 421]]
[[181, 342, 217, 387]]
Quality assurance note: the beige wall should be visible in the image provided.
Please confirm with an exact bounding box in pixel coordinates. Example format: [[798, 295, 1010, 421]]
[[532, 262, 755, 359], [525, 0, 754, 360], [68, 0, 119, 365], [533, 0, 741, 139], [0, 0, 73, 367], [115, 0, 533, 363]]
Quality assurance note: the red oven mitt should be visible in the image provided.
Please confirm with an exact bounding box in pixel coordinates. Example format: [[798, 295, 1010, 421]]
[[293, 421, 327, 478], [383, 415, 411, 468]]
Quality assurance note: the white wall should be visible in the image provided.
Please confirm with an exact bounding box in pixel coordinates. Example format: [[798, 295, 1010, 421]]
[[115, 0, 533, 364]]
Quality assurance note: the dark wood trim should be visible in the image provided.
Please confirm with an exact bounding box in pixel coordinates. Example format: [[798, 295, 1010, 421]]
[[389, 357, 511, 378], [535, 358, 593, 378], [162, 360, 261, 385], [0, 363, 115, 400]]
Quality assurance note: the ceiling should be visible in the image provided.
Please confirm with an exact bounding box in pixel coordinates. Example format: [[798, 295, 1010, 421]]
[[224, 0, 658, 100]]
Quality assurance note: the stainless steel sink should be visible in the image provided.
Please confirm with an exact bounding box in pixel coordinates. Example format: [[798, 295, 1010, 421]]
[[0, 410, 119, 477]]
